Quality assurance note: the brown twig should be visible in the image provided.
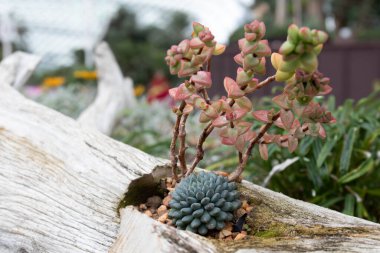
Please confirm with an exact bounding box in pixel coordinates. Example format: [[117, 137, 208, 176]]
[[185, 122, 213, 176], [178, 114, 189, 176], [170, 101, 186, 180], [228, 112, 281, 181], [238, 152, 243, 164]]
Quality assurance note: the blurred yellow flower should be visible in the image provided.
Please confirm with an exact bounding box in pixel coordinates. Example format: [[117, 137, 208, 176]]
[[74, 70, 97, 80], [134, 84, 146, 96], [42, 77, 65, 88]]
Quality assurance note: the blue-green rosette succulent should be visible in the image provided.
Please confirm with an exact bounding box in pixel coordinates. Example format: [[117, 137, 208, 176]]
[[168, 171, 241, 235]]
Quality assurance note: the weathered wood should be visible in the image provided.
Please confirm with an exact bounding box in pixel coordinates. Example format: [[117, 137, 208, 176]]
[[1, 52, 380, 252], [0, 51, 40, 90], [77, 42, 136, 135]]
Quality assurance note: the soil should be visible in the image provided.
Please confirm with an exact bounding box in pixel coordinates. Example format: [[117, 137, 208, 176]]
[[136, 175, 253, 241]]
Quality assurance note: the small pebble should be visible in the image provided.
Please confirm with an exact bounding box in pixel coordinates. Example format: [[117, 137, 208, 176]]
[[144, 210, 153, 217], [146, 196, 162, 209], [158, 212, 168, 223], [236, 208, 247, 217], [221, 229, 232, 237], [214, 171, 229, 177], [157, 205, 167, 216], [225, 236, 233, 241], [242, 200, 249, 209], [139, 203, 147, 210], [162, 195, 172, 207], [234, 233, 247, 241]]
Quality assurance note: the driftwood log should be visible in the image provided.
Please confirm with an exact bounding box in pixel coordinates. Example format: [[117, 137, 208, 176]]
[[77, 42, 136, 135], [1, 53, 380, 253]]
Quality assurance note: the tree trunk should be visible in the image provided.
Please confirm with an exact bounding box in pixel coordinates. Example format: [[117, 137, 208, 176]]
[[1, 53, 380, 252]]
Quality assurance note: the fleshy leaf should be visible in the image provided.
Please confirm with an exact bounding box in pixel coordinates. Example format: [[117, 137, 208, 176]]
[[183, 104, 194, 115], [212, 116, 229, 127], [273, 94, 292, 110], [254, 40, 271, 57], [234, 96, 253, 112], [259, 143, 268, 160], [224, 77, 245, 99], [213, 44, 226, 55], [191, 71, 212, 89], [252, 110, 270, 123], [169, 83, 192, 101], [288, 135, 298, 153], [280, 109, 295, 130]]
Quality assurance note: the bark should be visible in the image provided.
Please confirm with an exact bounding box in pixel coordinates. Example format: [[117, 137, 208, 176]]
[[1, 52, 380, 252], [77, 42, 136, 136]]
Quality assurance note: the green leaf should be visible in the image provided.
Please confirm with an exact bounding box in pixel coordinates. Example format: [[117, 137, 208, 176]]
[[343, 194, 355, 216], [320, 196, 344, 208], [339, 127, 358, 175], [338, 159, 374, 184], [317, 136, 338, 168]]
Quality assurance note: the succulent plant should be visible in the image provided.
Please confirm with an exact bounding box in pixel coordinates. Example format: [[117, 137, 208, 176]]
[[168, 172, 241, 235]]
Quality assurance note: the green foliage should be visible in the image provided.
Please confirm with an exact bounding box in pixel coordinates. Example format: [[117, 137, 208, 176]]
[[168, 171, 241, 235], [103, 8, 189, 85], [207, 88, 380, 222]]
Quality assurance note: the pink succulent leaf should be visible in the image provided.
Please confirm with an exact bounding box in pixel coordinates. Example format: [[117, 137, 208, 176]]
[[219, 127, 238, 145], [178, 60, 198, 77], [212, 116, 229, 127], [253, 57, 266, 75], [199, 112, 212, 123], [272, 93, 292, 110], [168, 83, 192, 101], [245, 32, 257, 42], [177, 39, 190, 54], [235, 136, 246, 153], [191, 71, 212, 89], [204, 105, 219, 119], [183, 104, 194, 115], [259, 143, 268, 160], [235, 121, 252, 135], [224, 77, 245, 99], [263, 133, 274, 143], [242, 40, 258, 55], [185, 94, 201, 105], [193, 96, 208, 110], [319, 124, 326, 139], [235, 96, 253, 111], [280, 109, 295, 130], [242, 130, 257, 142], [288, 135, 298, 153], [189, 37, 205, 49], [238, 38, 245, 50], [233, 107, 249, 121], [254, 40, 271, 57], [234, 53, 244, 66], [272, 135, 282, 146], [252, 110, 270, 123]]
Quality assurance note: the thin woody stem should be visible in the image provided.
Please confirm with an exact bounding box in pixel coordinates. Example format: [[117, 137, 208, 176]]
[[178, 114, 189, 176], [228, 112, 280, 182], [186, 75, 276, 177], [170, 101, 186, 180], [228, 111, 310, 182], [185, 122, 213, 176]]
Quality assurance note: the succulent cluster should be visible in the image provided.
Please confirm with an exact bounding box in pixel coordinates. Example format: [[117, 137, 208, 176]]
[[168, 172, 241, 235], [165, 20, 335, 183], [165, 22, 224, 78], [274, 24, 328, 82]]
